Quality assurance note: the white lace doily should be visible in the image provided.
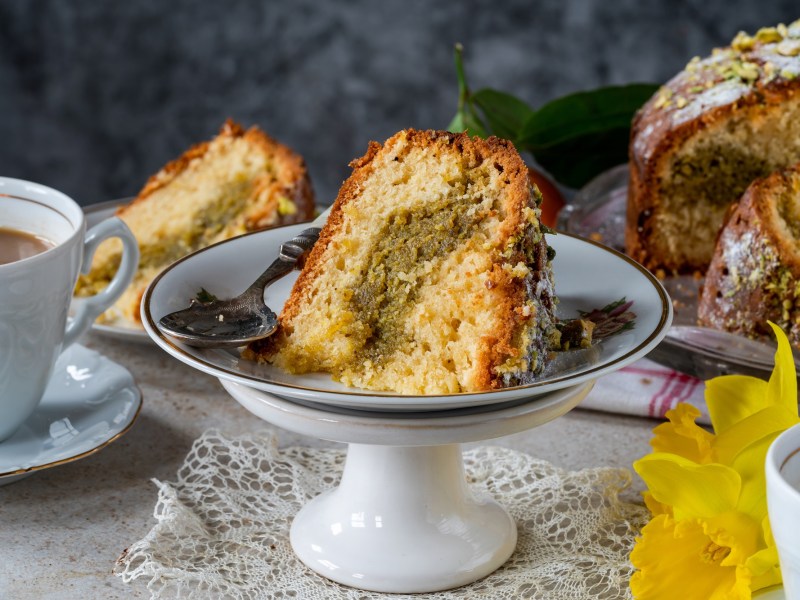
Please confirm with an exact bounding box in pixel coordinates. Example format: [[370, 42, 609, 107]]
[[115, 430, 647, 599]]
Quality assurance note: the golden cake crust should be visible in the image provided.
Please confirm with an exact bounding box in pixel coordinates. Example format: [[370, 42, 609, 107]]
[[627, 21, 800, 274], [125, 119, 314, 230], [698, 162, 800, 344], [245, 128, 553, 393]]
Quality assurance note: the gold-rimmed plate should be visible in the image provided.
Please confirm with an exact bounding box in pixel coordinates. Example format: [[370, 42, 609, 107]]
[[141, 222, 672, 412]]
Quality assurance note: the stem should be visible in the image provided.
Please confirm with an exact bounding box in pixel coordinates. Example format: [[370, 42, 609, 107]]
[[453, 43, 469, 111]]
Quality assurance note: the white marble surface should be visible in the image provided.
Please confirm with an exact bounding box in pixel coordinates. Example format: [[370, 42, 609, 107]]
[[0, 332, 658, 599]]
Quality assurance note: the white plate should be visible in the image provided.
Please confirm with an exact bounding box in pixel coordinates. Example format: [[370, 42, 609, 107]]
[[0, 343, 142, 484], [77, 199, 326, 344], [141, 222, 672, 411]]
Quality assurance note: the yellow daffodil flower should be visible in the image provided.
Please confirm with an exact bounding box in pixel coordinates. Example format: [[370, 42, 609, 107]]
[[631, 322, 798, 599]]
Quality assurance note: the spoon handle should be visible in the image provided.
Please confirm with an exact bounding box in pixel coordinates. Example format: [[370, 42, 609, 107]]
[[247, 227, 321, 297]]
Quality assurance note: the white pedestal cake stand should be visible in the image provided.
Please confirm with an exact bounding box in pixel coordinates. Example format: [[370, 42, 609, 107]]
[[220, 378, 594, 594], [141, 220, 672, 593]]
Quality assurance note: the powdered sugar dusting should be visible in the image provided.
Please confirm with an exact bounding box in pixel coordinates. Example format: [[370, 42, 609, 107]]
[[670, 79, 749, 126]]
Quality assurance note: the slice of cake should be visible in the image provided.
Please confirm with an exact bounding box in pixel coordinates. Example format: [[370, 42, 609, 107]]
[[75, 119, 315, 326], [627, 20, 800, 274], [244, 129, 560, 394], [698, 162, 800, 345]]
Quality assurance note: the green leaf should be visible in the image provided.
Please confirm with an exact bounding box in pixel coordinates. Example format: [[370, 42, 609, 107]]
[[448, 106, 490, 138], [462, 108, 490, 138], [447, 111, 466, 134], [472, 88, 534, 143], [516, 83, 658, 187], [446, 44, 658, 188], [530, 126, 632, 188], [446, 44, 491, 139], [519, 83, 659, 149]]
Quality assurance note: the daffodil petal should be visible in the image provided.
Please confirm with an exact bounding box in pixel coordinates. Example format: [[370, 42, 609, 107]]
[[751, 568, 783, 594], [713, 405, 799, 465], [643, 491, 672, 517], [706, 375, 768, 434], [762, 514, 775, 547], [747, 546, 781, 579], [652, 403, 714, 463], [766, 321, 798, 416], [634, 453, 741, 520], [748, 515, 782, 585], [731, 432, 782, 522]]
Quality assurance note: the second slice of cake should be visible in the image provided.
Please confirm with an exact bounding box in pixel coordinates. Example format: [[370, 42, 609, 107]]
[[76, 119, 315, 326], [244, 129, 560, 394]]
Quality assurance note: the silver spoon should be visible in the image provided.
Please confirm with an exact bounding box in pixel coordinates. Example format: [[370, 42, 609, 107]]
[[157, 227, 321, 348]]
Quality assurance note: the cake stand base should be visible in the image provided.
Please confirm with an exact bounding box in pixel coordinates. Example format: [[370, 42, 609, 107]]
[[221, 379, 593, 594], [290, 443, 516, 593]]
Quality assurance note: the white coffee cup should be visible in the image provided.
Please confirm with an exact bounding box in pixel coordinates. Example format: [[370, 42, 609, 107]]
[[0, 177, 138, 442], [766, 422, 800, 598]]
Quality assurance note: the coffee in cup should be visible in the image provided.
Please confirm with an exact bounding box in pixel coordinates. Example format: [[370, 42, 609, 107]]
[[0, 226, 56, 265]]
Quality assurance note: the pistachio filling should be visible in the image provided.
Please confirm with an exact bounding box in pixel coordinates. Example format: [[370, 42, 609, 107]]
[[348, 198, 483, 366], [666, 144, 771, 209]]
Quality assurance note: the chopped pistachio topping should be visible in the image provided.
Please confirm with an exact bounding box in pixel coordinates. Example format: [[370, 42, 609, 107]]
[[685, 56, 702, 72], [653, 87, 673, 109], [756, 27, 784, 44], [731, 31, 755, 52], [732, 60, 760, 81]]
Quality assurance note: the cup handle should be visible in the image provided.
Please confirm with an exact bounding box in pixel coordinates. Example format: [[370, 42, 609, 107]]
[[64, 217, 139, 348]]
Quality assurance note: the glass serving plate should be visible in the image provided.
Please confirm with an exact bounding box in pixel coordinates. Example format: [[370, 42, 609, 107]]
[[558, 164, 800, 380]]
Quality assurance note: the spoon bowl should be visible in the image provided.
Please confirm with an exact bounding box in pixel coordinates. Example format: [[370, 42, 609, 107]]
[[156, 227, 320, 348]]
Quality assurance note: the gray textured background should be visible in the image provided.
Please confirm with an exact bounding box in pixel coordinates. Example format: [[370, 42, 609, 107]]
[[1, 0, 797, 206]]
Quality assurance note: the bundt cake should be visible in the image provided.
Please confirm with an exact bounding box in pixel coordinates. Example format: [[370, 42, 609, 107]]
[[75, 120, 315, 326], [698, 162, 800, 345], [244, 129, 560, 394], [627, 20, 800, 274]]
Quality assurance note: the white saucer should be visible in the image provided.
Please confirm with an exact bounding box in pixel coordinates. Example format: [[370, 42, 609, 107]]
[[0, 343, 142, 484], [142, 223, 672, 412]]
